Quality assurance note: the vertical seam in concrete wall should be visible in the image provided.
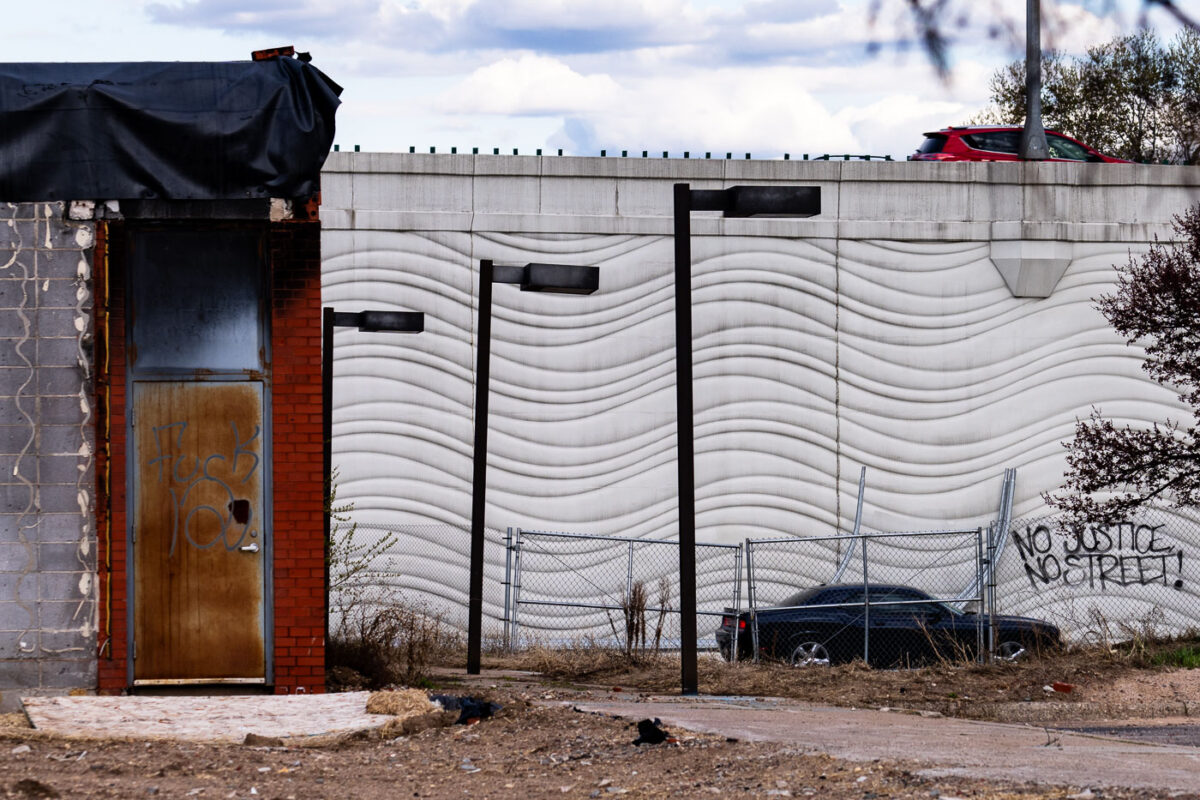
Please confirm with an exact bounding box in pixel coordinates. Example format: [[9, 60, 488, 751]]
[[536, 156, 544, 215]]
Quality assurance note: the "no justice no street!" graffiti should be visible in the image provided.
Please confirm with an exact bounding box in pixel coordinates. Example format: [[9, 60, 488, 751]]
[[1011, 521, 1185, 592]]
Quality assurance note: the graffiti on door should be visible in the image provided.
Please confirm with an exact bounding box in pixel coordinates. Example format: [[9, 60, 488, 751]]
[[146, 420, 261, 555]]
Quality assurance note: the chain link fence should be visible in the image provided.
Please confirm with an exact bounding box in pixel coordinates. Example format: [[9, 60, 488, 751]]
[[329, 507, 1199, 666], [740, 529, 989, 667], [509, 529, 741, 650], [328, 522, 510, 645]]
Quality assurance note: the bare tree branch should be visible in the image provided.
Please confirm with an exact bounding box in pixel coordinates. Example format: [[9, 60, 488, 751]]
[[1047, 206, 1200, 525], [1147, 0, 1200, 29], [873, 0, 1198, 77]]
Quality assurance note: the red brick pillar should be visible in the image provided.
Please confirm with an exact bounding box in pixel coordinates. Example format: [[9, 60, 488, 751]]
[[268, 219, 326, 694]]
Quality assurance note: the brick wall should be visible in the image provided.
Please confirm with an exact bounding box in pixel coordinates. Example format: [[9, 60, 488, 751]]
[[95, 221, 126, 694], [268, 220, 326, 694], [96, 217, 326, 695], [0, 203, 97, 711]]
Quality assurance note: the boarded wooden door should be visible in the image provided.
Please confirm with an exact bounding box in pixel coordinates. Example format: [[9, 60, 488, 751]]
[[133, 381, 266, 682]]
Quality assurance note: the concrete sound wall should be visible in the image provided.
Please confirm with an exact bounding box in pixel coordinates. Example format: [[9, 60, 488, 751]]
[[322, 155, 1199, 536], [320, 155, 1200, 635]]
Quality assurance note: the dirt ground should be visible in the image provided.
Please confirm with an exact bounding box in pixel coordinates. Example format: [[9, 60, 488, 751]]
[[0, 699, 1192, 800], [2, 642, 1199, 799], [491, 638, 1200, 724]]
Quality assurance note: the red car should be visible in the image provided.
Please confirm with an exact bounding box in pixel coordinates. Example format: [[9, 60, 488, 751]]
[[909, 126, 1130, 163]]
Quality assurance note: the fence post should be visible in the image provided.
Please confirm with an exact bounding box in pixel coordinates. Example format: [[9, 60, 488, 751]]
[[862, 534, 870, 665], [747, 539, 760, 663], [626, 540, 635, 605], [988, 522, 998, 662], [833, 468, 866, 583], [503, 526, 513, 651], [975, 526, 985, 663], [511, 528, 524, 649], [988, 467, 1014, 661], [731, 542, 744, 661]]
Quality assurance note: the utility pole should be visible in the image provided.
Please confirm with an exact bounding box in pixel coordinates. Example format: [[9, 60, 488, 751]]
[[1019, 0, 1050, 160]]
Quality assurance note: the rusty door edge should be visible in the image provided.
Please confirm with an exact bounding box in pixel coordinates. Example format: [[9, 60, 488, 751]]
[[126, 378, 274, 685], [124, 226, 275, 688]]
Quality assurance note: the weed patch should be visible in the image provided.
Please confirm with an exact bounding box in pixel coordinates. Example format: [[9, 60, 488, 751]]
[[328, 600, 463, 690], [1152, 644, 1200, 669]]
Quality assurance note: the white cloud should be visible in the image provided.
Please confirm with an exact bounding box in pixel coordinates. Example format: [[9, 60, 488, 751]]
[[835, 95, 970, 156], [3, 0, 1185, 160], [1043, 1, 1136, 53], [467, 0, 698, 30], [439, 59, 863, 155], [590, 68, 860, 154], [438, 54, 622, 115]]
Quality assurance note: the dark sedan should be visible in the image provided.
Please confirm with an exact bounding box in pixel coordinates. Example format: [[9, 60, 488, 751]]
[[716, 583, 1060, 667]]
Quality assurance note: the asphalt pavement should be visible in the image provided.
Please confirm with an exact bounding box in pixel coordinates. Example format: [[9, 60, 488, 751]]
[[571, 695, 1200, 794]]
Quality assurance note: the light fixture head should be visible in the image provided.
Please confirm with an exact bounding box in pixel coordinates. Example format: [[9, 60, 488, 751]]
[[521, 263, 600, 294], [689, 185, 821, 218], [331, 309, 424, 333], [488, 261, 600, 294]]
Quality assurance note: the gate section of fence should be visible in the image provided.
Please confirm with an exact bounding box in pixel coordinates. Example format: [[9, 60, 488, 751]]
[[509, 529, 742, 652], [999, 507, 1199, 646], [328, 522, 510, 645], [744, 528, 988, 666]]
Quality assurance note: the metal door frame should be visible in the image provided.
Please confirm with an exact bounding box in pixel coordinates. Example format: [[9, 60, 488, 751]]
[[123, 223, 274, 687]]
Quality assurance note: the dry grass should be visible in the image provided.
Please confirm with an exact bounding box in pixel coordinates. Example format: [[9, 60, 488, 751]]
[[364, 688, 455, 738], [365, 688, 439, 717], [499, 640, 672, 682], [0, 713, 31, 729], [483, 633, 1200, 720], [327, 600, 464, 690]]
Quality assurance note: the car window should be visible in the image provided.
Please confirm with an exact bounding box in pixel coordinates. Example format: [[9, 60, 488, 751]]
[[801, 588, 864, 606], [778, 586, 824, 607], [1047, 133, 1090, 160], [916, 135, 947, 154], [899, 602, 947, 617], [869, 590, 917, 605], [962, 131, 1019, 154]]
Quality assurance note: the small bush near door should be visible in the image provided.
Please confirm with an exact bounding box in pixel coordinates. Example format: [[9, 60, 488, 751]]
[[327, 600, 462, 690]]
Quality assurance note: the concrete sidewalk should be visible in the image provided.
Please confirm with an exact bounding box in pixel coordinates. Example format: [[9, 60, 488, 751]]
[[21, 692, 391, 743], [572, 695, 1200, 794]]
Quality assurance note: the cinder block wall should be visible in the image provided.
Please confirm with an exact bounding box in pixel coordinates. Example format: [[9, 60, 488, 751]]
[[0, 203, 96, 711]]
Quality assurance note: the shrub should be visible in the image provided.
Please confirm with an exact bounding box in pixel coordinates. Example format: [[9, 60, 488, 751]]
[[327, 599, 462, 689]]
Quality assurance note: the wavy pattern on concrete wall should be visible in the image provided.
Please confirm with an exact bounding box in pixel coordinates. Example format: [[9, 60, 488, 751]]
[[324, 225, 1197, 637]]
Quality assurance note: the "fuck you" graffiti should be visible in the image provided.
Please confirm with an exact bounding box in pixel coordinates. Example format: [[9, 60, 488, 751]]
[[1011, 521, 1184, 592]]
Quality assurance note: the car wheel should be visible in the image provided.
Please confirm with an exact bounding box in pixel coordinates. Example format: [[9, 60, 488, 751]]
[[790, 641, 831, 667], [996, 640, 1026, 662]]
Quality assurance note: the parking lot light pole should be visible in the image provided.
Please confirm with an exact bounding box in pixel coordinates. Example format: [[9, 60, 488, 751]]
[[673, 184, 820, 695], [322, 308, 425, 650], [1019, 0, 1049, 160], [468, 260, 600, 675]]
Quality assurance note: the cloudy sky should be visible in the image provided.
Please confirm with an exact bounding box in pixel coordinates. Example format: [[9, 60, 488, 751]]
[[6, 0, 1191, 159]]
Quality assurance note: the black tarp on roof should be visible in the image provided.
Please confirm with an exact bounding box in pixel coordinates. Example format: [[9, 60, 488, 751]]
[[0, 57, 341, 202]]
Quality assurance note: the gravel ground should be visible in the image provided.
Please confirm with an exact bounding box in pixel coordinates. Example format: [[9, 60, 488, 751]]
[[6, 644, 1200, 799], [1, 695, 1197, 800]]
